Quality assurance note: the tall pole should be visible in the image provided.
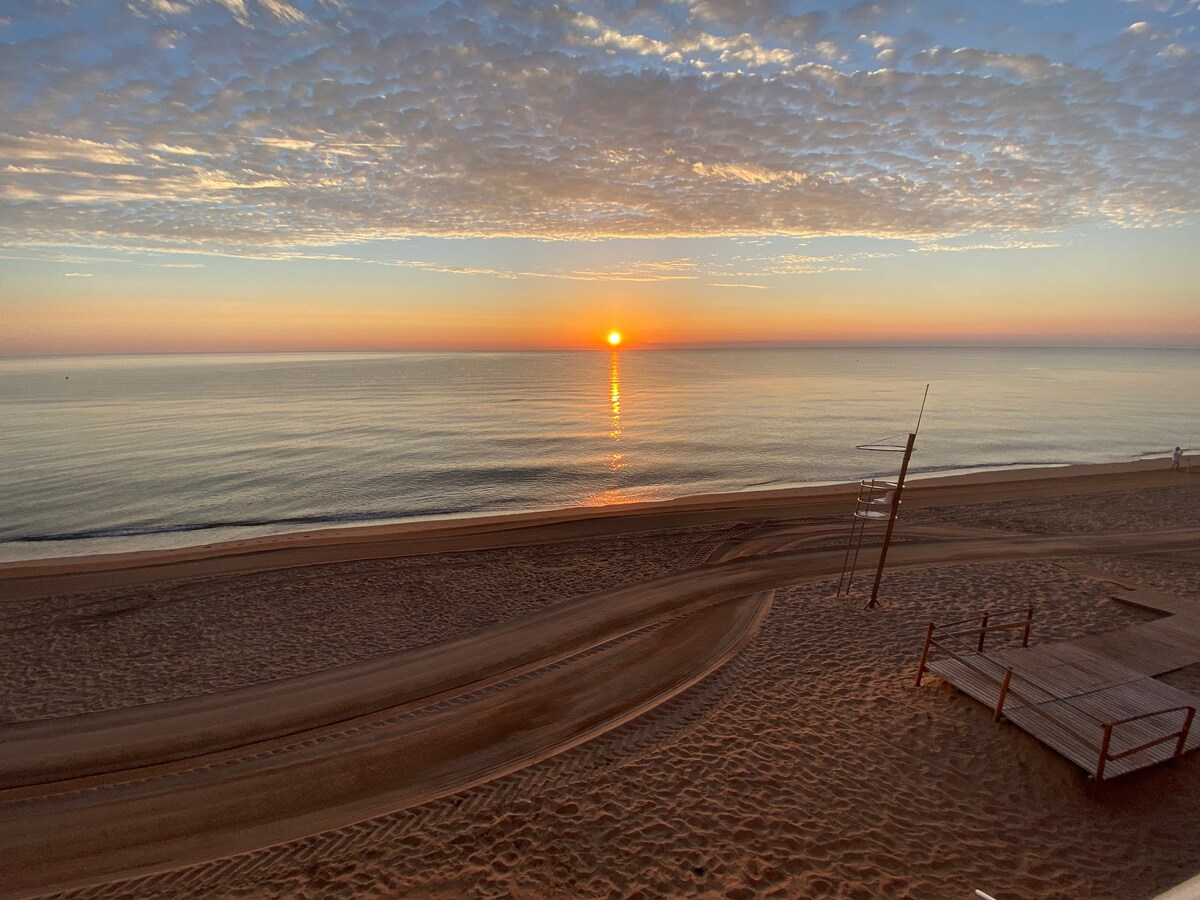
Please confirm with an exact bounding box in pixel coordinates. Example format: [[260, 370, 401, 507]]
[[866, 430, 916, 609]]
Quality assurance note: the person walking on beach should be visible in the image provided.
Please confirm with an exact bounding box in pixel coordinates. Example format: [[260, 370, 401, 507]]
[[1171, 447, 1182, 470]]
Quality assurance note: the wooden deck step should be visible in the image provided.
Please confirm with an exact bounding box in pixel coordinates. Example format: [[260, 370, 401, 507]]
[[1071, 619, 1200, 675], [1050, 562, 1140, 589], [1110, 587, 1200, 616]]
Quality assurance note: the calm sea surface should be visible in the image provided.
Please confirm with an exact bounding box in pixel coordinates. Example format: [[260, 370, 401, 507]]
[[1, 348, 1196, 561]]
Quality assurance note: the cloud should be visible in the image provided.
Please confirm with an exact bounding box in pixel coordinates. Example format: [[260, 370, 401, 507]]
[[683, 1, 826, 39], [911, 239, 1063, 253], [128, 0, 309, 26], [754, 249, 897, 274], [1121, 0, 1175, 11], [2, 1, 1198, 256], [859, 32, 894, 50], [911, 46, 1058, 79], [840, 0, 898, 28], [1122, 20, 1174, 38], [689, 160, 811, 186]]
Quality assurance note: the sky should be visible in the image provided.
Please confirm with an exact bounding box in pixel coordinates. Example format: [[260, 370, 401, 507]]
[[2, 0, 1199, 354]]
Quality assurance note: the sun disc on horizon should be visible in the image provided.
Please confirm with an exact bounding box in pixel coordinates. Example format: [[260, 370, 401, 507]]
[[607, 331, 622, 347]]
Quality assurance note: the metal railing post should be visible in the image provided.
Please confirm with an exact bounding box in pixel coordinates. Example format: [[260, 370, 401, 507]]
[[915, 623, 935, 687], [1175, 708, 1196, 761], [993, 669, 1013, 721], [1096, 724, 1114, 781]]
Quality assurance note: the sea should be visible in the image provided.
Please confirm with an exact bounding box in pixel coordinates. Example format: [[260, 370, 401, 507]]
[[1, 347, 1195, 562]]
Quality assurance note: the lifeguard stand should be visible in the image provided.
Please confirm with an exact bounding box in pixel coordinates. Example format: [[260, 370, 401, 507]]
[[836, 386, 928, 609]]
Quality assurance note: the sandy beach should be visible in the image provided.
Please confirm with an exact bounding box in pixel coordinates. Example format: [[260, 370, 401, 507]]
[[3, 460, 1200, 899]]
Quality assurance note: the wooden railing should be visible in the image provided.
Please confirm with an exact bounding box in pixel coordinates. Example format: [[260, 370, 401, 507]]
[[1096, 706, 1196, 781], [915, 607, 1197, 781], [914, 606, 1034, 690]]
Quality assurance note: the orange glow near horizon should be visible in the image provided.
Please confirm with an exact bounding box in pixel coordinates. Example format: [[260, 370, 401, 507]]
[[5, 246, 1199, 357], [6, 291, 1196, 356]]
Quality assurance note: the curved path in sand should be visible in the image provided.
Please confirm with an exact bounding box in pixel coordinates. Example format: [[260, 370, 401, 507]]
[[3, 515, 1199, 895]]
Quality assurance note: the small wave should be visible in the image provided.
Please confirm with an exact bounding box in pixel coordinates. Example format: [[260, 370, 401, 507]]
[[1133, 448, 1190, 460], [903, 460, 1073, 477], [8, 507, 482, 544], [747, 460, 1075, 490]]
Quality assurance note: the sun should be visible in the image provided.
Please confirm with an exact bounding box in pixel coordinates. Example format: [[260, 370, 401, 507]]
[[607, 331, 622, 347]]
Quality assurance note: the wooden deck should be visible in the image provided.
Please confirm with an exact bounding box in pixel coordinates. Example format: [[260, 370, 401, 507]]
[[927, 653, 1200, 779], [919, 606, 1200, 781]]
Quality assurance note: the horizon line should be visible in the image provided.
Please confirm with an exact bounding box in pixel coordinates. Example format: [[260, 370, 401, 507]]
[[3, 341, 1198, 360]]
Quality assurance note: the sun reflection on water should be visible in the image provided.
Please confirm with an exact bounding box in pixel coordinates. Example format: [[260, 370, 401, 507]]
[[579, 349, 665, 507], [608, 349, 623, 470]]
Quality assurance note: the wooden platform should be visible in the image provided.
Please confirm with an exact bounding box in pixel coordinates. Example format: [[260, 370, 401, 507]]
[[921, 607, 1200, 781]]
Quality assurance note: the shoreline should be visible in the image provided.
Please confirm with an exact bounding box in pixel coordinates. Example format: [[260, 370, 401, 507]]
[[0, 457, 1186, 598]]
